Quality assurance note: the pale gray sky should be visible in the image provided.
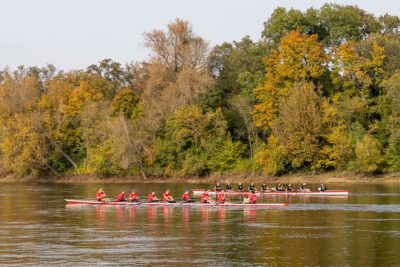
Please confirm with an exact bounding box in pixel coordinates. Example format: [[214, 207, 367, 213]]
[[1, 0, 399, 70]]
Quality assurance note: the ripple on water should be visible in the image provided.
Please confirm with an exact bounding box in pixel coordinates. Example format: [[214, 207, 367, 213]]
[[289, 204, 400, 213]]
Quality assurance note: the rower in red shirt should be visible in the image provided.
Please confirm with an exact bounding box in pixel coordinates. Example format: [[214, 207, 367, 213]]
[[249, 190, 257, 204], [201, 191, 214, 204], [115, 191, 126, 202], [129, 190, 139, 202], [147, 192, 159, 202], [163, 189, 176, 203], [96, 188, 109, 202], [217, 190, 225, 203], [182, 190, 194, 203]]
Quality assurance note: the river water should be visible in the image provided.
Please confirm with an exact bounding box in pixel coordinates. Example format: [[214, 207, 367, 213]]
[[0, 182, 399, 266]]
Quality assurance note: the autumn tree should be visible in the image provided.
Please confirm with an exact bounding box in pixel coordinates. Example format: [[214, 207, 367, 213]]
[[253, 30, 328, 129]]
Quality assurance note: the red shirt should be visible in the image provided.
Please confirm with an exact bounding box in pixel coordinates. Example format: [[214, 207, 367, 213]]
[[96, 191, 105, 200], [163, 192, 171, 202], [115, 192, 125, 202], [129, 192, 137, 201], [182, 193, 190, 201], [201, 193, 209, 203], [148, 193, 156, 202], [249, 193, 257, 204], [218, 193, 225, 203]]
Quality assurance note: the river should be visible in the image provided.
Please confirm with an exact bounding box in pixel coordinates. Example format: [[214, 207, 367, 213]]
[[0, 182, 399, 266]]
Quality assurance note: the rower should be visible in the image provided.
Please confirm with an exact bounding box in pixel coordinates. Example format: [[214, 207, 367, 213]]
[[163, 189, 176, 203], [147, 192, 159, 202], [243, 194, 250, 204], [129, 190, 139, 202], [248, 182, 256, 192], [217, 190, 226, 203], [115, 191, 127, 202], [286, 184, 293, 192], [214, 182, 222, 192], [249, 190, 257, 204], [261, 183, 269, 192], [318, 183, 327, 191], [201, 191, 214, 204], [299, 183, 310, 192], [237, 182, 244, 191], [96, 188, 109, 202], [225, 182, 232, 190], [275, 183, 284, 192], [182, 190, 194, 203]]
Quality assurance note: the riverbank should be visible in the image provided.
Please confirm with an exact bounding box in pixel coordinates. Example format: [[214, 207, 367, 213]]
[[1, 172, 400, 184]]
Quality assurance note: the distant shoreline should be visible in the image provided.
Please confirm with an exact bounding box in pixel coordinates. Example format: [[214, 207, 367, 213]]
[[1, 172, 400, 184]]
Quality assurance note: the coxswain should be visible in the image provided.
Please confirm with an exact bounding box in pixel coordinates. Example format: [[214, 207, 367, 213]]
[[299, 183, 310, 192], [248, 182, 256, 192], [237, 182, 244, 191], [217, 190, 226, 203], [115, 191, 126, 202], [182, 190, 194, 203], [261, 182, 269, 192], [147, 192, 159, 202], [163, 189, 176, 203], [201, 191, 214, 204], [249, 190, 257, 204], [225, 181, 232, 190], [214, 182, 222, 192], [318, 183, 327, 191], [129, 190, 139, 202], [96, 188, 109, 202], [286, 184, 293, 191]]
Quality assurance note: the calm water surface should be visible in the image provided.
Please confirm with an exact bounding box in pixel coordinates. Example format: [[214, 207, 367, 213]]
[[0, 182, 399, 266]]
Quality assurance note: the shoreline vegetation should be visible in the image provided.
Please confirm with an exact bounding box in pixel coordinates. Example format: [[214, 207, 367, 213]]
[[1, 173, 400, 184], [2, 5, 400, 182]]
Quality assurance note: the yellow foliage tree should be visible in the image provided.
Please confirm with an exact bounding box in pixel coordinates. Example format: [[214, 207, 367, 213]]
[[253, 30, 328, 129]]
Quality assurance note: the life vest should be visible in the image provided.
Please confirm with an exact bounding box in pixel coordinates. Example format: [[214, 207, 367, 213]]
[[226, 184, 232, 190], [238, 184, 244, 191]]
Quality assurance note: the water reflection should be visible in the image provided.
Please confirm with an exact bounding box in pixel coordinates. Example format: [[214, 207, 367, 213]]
[[1, 183, 400, 266]]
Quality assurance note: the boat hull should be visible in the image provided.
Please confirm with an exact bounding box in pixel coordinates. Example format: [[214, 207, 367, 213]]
[[65, 199, 288, 208], [191, 189, 350, 197]]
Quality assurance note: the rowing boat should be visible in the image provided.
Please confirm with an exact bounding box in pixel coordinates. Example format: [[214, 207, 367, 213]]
[[191, 189, 350, 197], [65, 199, 288, 208]]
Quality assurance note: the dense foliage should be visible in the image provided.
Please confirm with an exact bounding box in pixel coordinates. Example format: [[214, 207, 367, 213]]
[[2, 5, 400, 178]]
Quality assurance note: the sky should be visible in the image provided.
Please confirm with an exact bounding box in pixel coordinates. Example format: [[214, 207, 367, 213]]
[[1, 0, 399, 71]]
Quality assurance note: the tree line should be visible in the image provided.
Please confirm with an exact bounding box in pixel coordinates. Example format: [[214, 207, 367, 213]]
[[1, 4, 400, 178]]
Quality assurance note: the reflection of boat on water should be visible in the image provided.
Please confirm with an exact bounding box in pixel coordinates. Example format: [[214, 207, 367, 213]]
[[65, 199, 288, 208], [191, 189, 350, 197]]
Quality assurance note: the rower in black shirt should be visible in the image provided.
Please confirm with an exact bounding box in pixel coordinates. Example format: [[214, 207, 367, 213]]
[[237, 182, 244, 191], [248, 182, 256, 192], [275, 183, 284, 192], [318, 183, 327, 191], [299, 183, 310, 192], [261, 183, 269, 192], [214, 182, 222, 192], [225, 182, 232, 190], [286, 183, 293, 191]]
